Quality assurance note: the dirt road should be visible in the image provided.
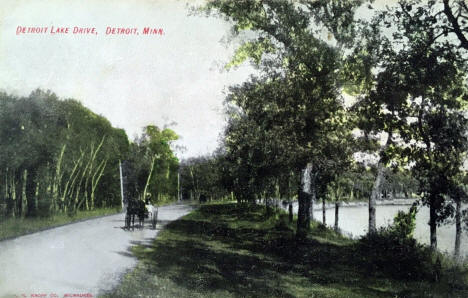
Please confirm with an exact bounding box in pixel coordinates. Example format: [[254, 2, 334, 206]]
[[0, 204, 194, 297]]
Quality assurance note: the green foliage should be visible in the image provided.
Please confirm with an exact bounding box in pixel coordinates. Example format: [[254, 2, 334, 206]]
[[390, 205, 418, 239], [359, 227, 434, 281], [0, 89, 129, 220], [123, 125, 179, 205], [205, 0, 468, 252], [359, 203, 437, 281], [225, 38, 275, 69], [180, 153, 231, 202]]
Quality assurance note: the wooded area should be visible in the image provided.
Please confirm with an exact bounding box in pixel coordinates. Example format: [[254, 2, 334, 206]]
[[176, 0, 468, 261], [0, 89, 180, 221]]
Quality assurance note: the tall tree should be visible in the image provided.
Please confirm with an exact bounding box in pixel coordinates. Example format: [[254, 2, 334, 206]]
[[206, 0, 362, 238], [349, 0, 468, 248]]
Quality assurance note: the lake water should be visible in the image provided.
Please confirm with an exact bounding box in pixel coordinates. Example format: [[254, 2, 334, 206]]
[[290, 202, 468, 257]]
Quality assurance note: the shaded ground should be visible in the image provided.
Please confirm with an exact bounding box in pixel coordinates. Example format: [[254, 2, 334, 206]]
[[106, 203, 468, 298], [0, 203, 194, 298]]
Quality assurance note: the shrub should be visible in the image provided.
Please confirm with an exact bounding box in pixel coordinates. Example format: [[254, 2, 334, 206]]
[[358, 206, 434, 280], [390, 205, 417, 239]]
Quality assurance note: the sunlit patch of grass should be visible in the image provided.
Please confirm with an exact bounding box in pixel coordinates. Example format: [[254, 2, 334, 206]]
[[0, 207, 121, 241], [104, 203, 468, 298]]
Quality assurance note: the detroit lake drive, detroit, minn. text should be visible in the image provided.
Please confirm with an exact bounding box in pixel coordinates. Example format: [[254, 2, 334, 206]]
[[16, 26, 164, 36]]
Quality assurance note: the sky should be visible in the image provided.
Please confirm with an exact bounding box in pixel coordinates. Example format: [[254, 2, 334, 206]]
[[0, 0, 404, 160], [0, 0, 256, 159]]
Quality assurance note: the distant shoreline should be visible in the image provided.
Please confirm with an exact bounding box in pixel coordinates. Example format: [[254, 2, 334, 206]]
[[281, 198, 418, 211]]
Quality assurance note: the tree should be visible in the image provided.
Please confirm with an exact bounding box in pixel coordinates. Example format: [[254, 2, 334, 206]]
[[124, 125, 179, 206], [206, 0, 363, 238], [0, 89, 129, 219], [349, 0, 468, 248], [179, 153, 231, 203], [327, 174, 354, 231]]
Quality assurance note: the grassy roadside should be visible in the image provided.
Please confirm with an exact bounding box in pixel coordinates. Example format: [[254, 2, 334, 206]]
[[0, 207, 121, 241], [103, 203, 468, 298]]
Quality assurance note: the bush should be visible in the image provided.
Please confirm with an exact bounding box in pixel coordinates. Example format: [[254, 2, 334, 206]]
[[358, 206, 434, 280], [390, 205, 417, 239]]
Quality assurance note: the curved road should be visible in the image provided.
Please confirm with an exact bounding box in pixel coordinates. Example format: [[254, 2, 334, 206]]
[[0, 204, 194, 298]]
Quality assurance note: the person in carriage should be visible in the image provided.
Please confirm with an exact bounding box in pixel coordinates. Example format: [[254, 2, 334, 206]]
[[145, 193, 158, 229]]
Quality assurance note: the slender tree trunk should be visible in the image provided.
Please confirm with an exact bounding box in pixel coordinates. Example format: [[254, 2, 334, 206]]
[[9, 171, 16, 218], [309, 172, 316, 225], [74, 156, 92, 212], [430, 204, 437, 250], [21, 169, 28, 218], [288, 200, 293, 223], [334, 202, 340, 231], [189, 166, 197, 201], [90, 159, 107, 210], [143, 155, 157, 201], [62, 151, 85, 213], [369, 132, 392, 234], [35, 180, 40, 214], [322, 197, 326, 225], [52, 144, 66, 214], [4, 169, 7, 201], [310, 174, 315, 222], [297, 163, 313, 239], [44, 163, 52, 213], [287, 174, 294, 223], [454, 199, 461, 260], [369, 166, 382, 234]]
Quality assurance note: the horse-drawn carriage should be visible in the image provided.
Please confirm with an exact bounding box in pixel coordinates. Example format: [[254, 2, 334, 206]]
[[124, 198, 157, 230]]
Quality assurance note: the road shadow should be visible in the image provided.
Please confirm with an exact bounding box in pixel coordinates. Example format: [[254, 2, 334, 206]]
[[113, 219, 172, 231], [115, 249, 135, 258]]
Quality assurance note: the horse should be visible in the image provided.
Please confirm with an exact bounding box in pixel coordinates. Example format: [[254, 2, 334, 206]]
[[136, 199, 147, 229], [125, 198, 147, 230], [124, 199, 136, 230]]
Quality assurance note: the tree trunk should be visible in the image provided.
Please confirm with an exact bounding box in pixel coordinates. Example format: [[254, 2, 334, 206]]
[[21, 169, 28, 218], [25, 167, 39, 218], [52, 144, 66, 214], [9, 171, 16, 218], [322, 197, 326, 225], [296, 163, 313, 239], [369, 165, 382, 233], [430, 204, 437, 250], [310, 174, 315, 222], [90, 159, 107, 210], [297, 188, 310, 239], [369, 132, 392, 234], [62, 151, 85, 213], [454, 199, 461, 260], [14, 171, 21, 218], [334, 202, 340, 231], [288, 200, 293, 223], [143, 155, 157, 202]]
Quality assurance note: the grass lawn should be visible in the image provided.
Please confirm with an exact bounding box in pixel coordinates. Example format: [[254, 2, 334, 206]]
[[0, 207, 121, 241], [104, 203, 468, 298]]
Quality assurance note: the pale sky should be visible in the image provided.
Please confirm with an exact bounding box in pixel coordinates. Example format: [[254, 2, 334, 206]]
[[0, 0, 405, 160], [0, 0, 256, 159]]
